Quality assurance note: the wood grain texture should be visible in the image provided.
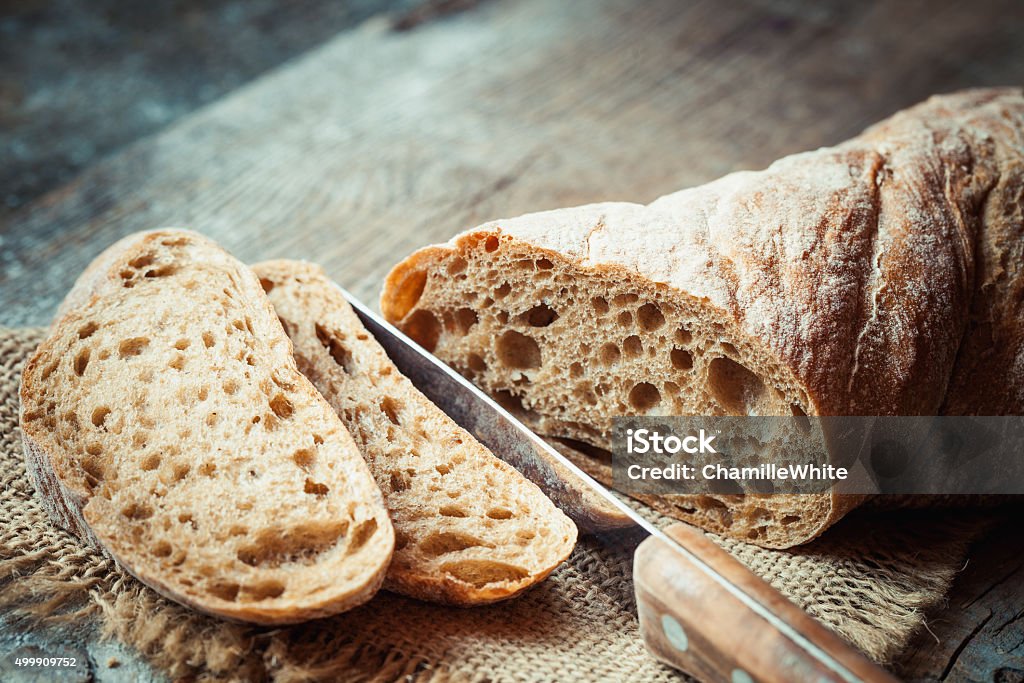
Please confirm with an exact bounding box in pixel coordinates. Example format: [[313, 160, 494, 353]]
[[3, 0, 1024, 328], [894, 513, 1024, 682], [635, 523, 898, 682], [1, 0, 1023, 678]]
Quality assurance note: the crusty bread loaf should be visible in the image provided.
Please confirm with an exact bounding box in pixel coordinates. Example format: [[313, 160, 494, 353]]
[[380, 89, 1024, 548], [20, 230, 395, 623], [254, 260, 577, 605]]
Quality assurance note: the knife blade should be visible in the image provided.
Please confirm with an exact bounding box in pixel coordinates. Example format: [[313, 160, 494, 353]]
[[338, 284, 898, 683]]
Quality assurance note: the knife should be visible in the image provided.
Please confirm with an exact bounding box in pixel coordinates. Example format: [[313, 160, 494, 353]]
[[341, 285, 899, 683]]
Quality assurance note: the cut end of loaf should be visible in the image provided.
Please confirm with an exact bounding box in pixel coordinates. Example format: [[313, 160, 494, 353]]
[[20, 231, 394, 623], [257, 259, 577, 605], [382, 231, 838, 547]]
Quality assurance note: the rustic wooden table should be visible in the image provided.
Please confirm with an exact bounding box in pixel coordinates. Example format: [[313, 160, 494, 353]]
[[2, 0, 1023, 680]]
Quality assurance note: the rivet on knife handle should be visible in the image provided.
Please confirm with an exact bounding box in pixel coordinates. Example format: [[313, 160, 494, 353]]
[[635, 523, 900, 683]]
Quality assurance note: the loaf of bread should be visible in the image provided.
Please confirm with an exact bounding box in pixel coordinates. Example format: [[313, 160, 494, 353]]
[[20, 230, 395, 623], [254, 260, 577, 605], [380, 89, 1024, 548]]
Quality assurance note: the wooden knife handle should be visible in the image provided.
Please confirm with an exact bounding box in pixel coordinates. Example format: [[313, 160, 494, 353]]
[[634, 523, 900, 683]]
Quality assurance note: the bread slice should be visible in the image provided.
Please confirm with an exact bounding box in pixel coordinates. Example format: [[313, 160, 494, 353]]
[[20, 230, 395, 624], [253, 260, 577, 605], [380, 89, 1024, 548]]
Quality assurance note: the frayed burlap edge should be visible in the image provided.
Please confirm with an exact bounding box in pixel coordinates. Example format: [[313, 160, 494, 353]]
[[0, 326, 998, 681]]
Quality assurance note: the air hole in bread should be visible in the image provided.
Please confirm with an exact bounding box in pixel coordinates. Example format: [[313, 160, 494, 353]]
[[637, 303, 665, 331], [390, 270, 428, 319], [121, 502, 153, 520], [202, 332, 215, 348], [304, 479, 329, 496], [448, 256, 468, 274], [496, 331, 541, 369], [78, 321, 99, 339], [569, 362, 583, 378], [466, 353, 487, 373], [402, 310, 442, 353], [440, 559, 528, 587], [237, 522, 347, 568], [495, 282, 511, 298], [590, 296, 610, 315], [246, 580, 286, 601], [118, 337, 149, 358], [223, 379, 239, 395], [140, 453, 160, 471], [129, 254, 155, 269], [484, 236, 500, 252], [85, 442, 103, 456], [671, 348, 693, 370], [293, 448, 315, 468], [173, 463, 190, 481], [174, 338, 190, 351], [269, 394, 294, 420], [791, 403, 811, 433], [82, 456, 105, 481], [259, 278, 275, 293], [574, 384, 598, 405], [628, 382, 661, 411], [73, 348, 91, 376], [616, 311, 633, 328], [599, 343, 620, 365], [720, 342, 739, 357], [623, 335, 643, 358], [209, 581, 240, 602], [199, 462, 216, 477], [420, 531, 487, 557], [348, 519, 378, 553], [707, 357, 766, 414], [674, 327, 693, 345], [536, 258, 554, 270], [435, 463, 451, 476], [91, 406, 111, 428], [314, 323, 355, 373], [40, 360, 59, 381], [696, 495, 728, 512], [143, 264, 178, 278], [439, 505, 468, 518], [523, 303, 558, 327], [152, 541, 173, 558], [380, 396, 402, 425], [664, 381, 680, 399], [781, 515, 801, 526], [454, 308, 479, 335], [390, 470, 411, 492], [168, 354, 185, 371], [487, 508, 514, 520]]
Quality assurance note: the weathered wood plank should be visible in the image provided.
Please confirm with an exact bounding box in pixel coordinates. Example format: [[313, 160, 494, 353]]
[[1, 0, 1023, 678], [895, 514, 1024, 682], [3, 0, 1023, 327]]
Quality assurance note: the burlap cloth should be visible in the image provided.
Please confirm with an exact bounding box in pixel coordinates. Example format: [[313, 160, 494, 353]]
[[0, 327, 997, 681]]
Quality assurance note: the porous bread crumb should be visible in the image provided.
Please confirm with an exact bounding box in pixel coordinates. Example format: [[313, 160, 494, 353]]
[[20, 230, 394, 624], [256, 260, 577, 605]]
